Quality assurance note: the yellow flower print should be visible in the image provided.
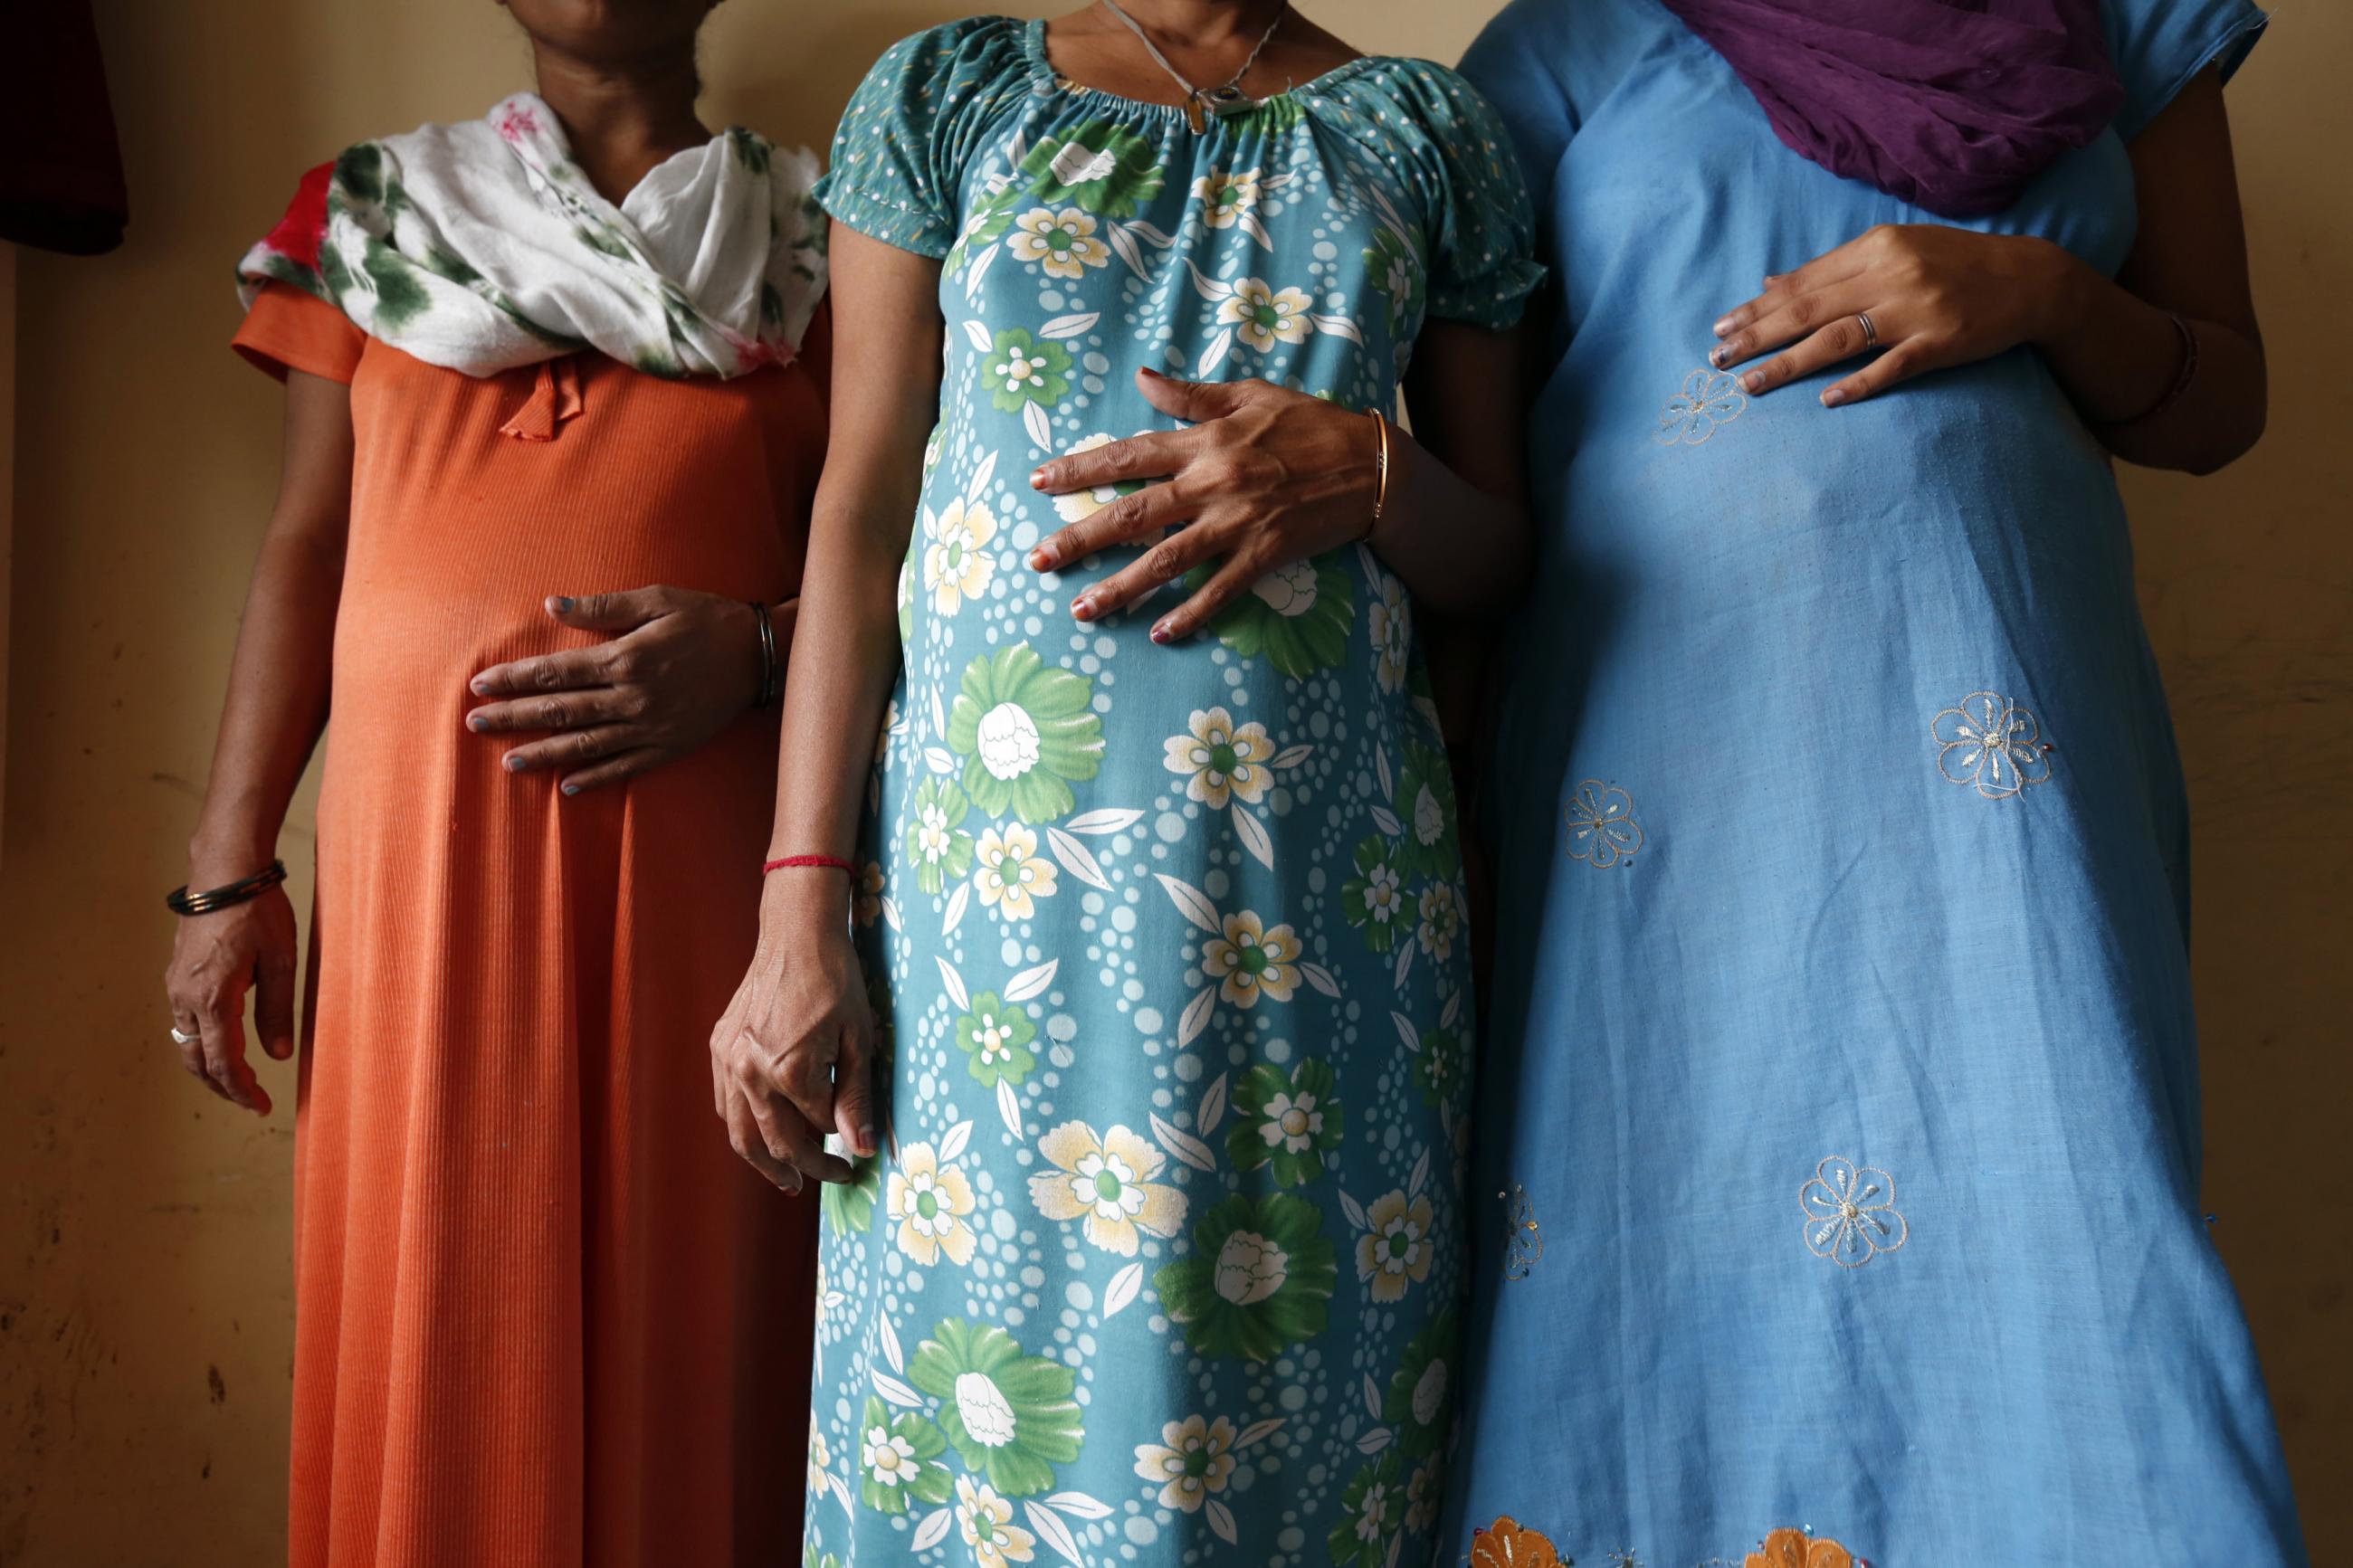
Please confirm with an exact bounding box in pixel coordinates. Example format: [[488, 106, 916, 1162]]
[[1161, 707, 1275, 811], [955, 1476, 1036, 1568], [1368, 575, 1412, 694], [886, 1141, 978, 1267], [1190, 167, 1262, 230], [922, 496, 997, 616], [1027, 1120, 1186, 1256], [1131, 1413, 1238, 1512], [1415, 884, 1462, 963], [1005, 206, 1111, 279], [974, 822, 1058, 921], [806, 1419, 833, 1495], [1354, 1188, 1434, 1302], [1201, 909, 1302, 1006], [1217, 279, 1313, 353], [1404, 1457, 1443, 1533]]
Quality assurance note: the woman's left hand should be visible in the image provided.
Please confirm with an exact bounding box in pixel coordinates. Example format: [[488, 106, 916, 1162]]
[[1708, 223, 2077, 407], [1026, 368, 1377, 643], [468, 587, 790, 794]]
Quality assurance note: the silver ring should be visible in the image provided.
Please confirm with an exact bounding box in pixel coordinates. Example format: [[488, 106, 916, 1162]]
[[171, 1026, 198, 1045], [1856, 311, 1879, 348]]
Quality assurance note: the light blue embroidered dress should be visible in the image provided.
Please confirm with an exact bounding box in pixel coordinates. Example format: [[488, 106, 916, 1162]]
[[804, 20, 1538, 1568], [1444, 0, 2308, 1563]]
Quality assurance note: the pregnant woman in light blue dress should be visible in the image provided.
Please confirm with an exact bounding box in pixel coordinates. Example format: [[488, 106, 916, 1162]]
[[705, 5, 1540, 1566], [1436, 0, 2309, 1563]]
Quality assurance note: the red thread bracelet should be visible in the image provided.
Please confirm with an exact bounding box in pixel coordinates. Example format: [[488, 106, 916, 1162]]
[[763, 854, 859, 876]]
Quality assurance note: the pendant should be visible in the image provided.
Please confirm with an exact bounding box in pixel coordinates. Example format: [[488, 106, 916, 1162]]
[[1184, 96, 1207, 134]]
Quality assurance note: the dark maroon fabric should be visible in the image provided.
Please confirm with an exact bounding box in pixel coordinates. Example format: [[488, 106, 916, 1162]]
[[0, 0, 129, 254], [1657, 0, 2123, 217]]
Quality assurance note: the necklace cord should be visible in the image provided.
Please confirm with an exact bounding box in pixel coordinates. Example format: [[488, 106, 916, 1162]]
[[1099, 0, 1289, 108]]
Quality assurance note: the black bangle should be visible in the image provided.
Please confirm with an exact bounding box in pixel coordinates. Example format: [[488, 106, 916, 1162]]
[[2097, 312, 2199, 432], [750, 600, 780, 710], [167, 860, 288, 917]]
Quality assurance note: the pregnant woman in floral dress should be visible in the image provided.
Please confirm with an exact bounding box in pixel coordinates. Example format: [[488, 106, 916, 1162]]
[[707, 5, 1538, 1565]]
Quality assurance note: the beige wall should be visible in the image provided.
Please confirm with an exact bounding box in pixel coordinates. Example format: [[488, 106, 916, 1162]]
[[2, 3, 2344, 1563]]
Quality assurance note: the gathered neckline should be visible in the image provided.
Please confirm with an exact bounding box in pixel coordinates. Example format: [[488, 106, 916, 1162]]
[[1018, 15, 1386, 127]]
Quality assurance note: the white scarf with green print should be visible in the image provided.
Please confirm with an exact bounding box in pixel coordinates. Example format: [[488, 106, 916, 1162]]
[[238, 94, 825, 379]]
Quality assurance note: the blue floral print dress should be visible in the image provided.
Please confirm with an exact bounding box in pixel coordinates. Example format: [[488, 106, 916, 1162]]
[[804, 17, 1538, 1568]]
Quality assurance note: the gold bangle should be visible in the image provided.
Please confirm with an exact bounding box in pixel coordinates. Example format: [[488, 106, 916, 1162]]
[[1362, 407, 1391, 542]]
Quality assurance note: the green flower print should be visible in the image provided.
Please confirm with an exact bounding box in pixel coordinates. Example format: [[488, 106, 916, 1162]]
[[858, 1396, 955, 1514], [1412, 1024, 1464, 1107], [1392, 743, 1461, 877], [953, 992, 1037, 1088], [822, 1154, 881, 1235], [946, 644, 1106, 822], [907, 1317, 1084, 1497], [1327, 1450, 1403, 1568], [1383, 1309, 1459, 1458], [1021, 119, 1167, 217], [1339, 835, 1409, 954], [1226, 1059, 1344, 1185], [804, 1548, 843, 1568], [1154, 1193, 1338, 1362], [903, 775, 976, 895], [1197, 551, 1357, 679], [983, 328, 1073, 413], [1362, 223, 1426, 337]]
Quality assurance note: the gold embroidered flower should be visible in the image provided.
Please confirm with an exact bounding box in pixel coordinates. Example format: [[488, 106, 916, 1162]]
[[1005, 206, 1110, 279], [922, 496, 997, 615], [1746, 1528, 1854, 1568], [1130, 1413, 1238, 1512], [955, 1476, 1036, 1568], [1217, 279, 1313, 352], [885, 1140, 978, 1267], [974, 822, 1058, 921], [1201, 909, 1301, 1007], [1190, 167, 1263, 229], [1161, 707, 1275, 811], [1355, 1188, 1435, 1302], [1028, 1120, 1186, 1255]]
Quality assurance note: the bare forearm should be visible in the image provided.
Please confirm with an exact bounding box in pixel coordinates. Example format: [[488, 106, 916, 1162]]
[[1370, 426, 1532, 616], [189, 528, 343, 876], [2032, 246, 2264, 474], [765, 518, 906, 868]]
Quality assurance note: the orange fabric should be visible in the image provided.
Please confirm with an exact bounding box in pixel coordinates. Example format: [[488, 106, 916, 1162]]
[[234, 283, 824, 1568]]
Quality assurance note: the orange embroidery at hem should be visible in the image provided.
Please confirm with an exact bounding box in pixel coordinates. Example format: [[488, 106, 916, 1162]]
[[1472, 1517, 1570, 1568], [1745, 1527, 1854, 1568]]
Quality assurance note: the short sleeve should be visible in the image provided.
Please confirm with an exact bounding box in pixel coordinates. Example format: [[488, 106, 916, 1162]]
[[2101, 0, 2268, 141], [233, 280, 366, 384], [813, 19, 1033, 259], [1376, 65, 1547, 332]]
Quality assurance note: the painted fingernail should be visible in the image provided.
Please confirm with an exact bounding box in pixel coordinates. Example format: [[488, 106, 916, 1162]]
[[1742, 371, 1765, 393], [1149, 622, 1173, 644], [1029, 547, 1053, 570], [1710, 345, 1729, 367], [549, 595, 575, 613], [1030, 467, 1049, 489], [560, 782, 580, 796], [1139, 366, 1165, 379], [468, 715, 488, 732], [1822, 388, 1847, 408], [1711, 317, 1735, 338], [470, 679, 491, 696], [504, 754, 526, 773], [1072, 596, 1095, 621]]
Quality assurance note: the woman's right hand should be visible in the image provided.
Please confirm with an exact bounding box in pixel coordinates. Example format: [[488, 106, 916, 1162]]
[[710, 879, 881, 1193], [163, 877, 300, 1115]]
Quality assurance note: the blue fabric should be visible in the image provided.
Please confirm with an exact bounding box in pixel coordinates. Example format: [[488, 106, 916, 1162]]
[[1444, 0, 2305, 1563], [803, 19, 1538, 1568]]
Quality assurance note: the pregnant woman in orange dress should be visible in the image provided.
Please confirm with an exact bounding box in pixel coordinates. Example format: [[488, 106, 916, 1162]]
[[158, 3, 825, 1563]]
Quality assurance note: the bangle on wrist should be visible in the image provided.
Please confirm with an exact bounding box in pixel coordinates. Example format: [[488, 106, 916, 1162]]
[[1358, 407, 1392, 544], [2094, 312, 2199, 432], [750, 600, 781, 710], [167, 859, 288, 917]]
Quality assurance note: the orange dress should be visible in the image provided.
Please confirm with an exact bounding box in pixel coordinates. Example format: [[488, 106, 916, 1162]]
[[233, 283, 823, 1568]]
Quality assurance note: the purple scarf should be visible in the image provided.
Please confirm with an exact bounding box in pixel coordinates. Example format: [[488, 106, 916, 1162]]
[[1656, 0, 2124, 218]]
